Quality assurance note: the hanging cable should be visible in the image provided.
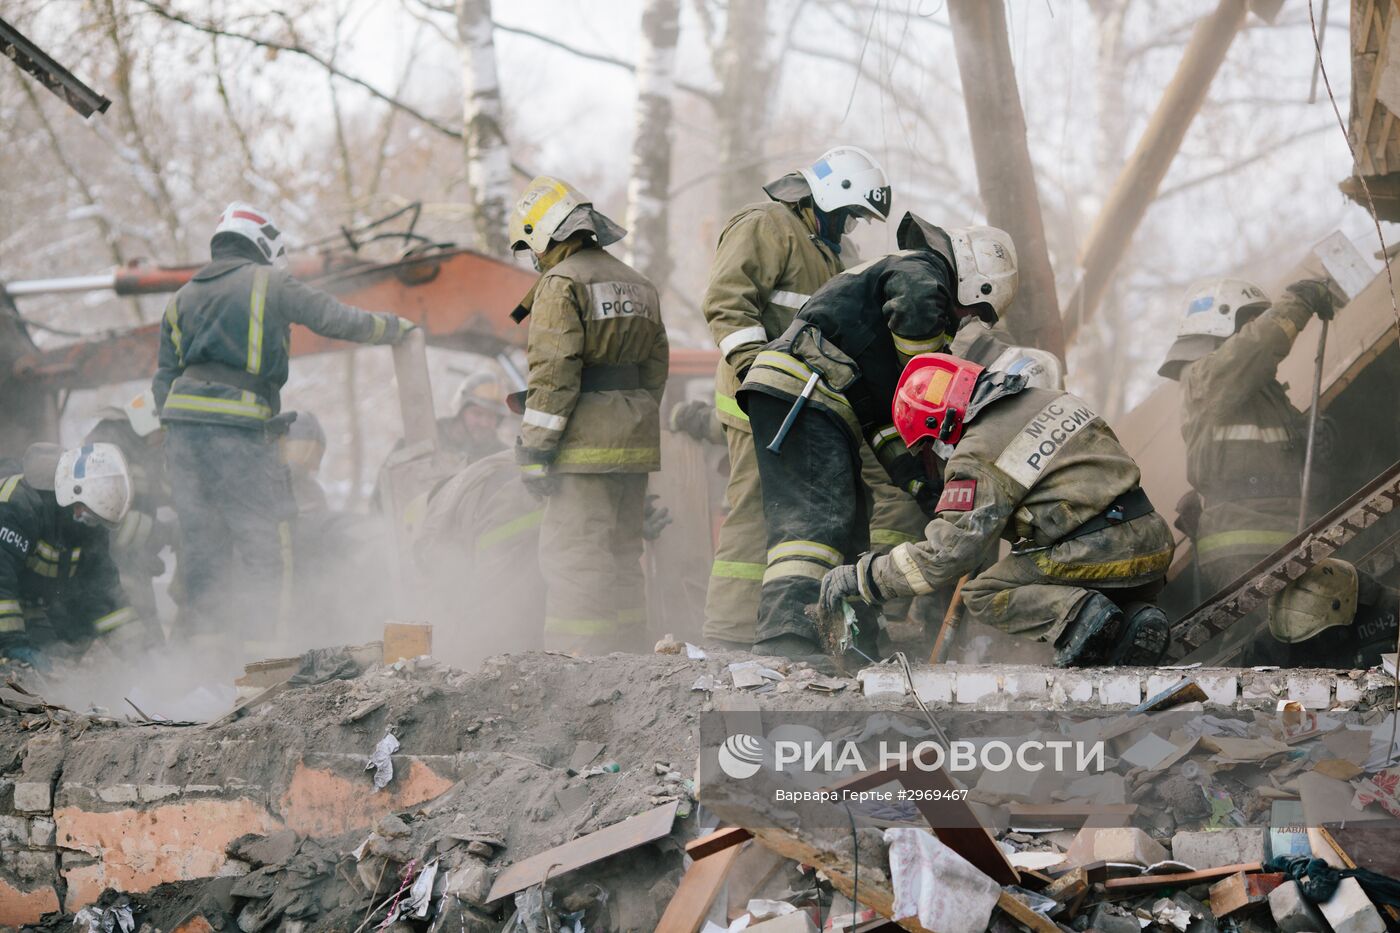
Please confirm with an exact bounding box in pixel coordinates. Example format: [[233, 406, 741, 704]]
[[1308, 0, 1400, 747]]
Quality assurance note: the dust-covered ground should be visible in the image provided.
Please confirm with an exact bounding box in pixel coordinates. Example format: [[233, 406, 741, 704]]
[[1, 648, 879, 932]]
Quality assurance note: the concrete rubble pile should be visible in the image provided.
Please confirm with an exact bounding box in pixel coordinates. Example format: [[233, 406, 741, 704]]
[[3, 648, 1400, 932]]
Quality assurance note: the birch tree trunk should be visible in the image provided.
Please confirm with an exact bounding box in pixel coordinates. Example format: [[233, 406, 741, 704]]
[[714, 0, 774, 214], [456, 0, 512, 256], [625, 0, 681, 293]]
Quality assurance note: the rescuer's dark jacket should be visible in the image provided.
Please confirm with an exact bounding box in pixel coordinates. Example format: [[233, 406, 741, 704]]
[[738, 249, 958, 496], [154, 238, 408, 428], [0, 474, 136, 639]]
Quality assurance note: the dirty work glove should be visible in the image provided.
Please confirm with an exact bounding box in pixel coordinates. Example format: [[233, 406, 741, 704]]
[[390, 315, 419, 343], [515, 441, 557, 498], [669, 400, 716, 442], [642, 495, 672, 540], [819, 555, 883, 617], [1286, 279, 1336, 321]]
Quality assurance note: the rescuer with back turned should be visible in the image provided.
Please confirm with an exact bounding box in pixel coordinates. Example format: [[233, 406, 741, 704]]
[[153, 202, 415, 658], [507, 177, 669, 653]]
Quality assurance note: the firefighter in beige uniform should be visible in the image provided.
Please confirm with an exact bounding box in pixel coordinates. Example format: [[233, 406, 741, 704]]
[[820, 354, 1176, 666], [701, 146, 924, 647], [1157, 278, 1335, 593], [508, 177, 669, 653]]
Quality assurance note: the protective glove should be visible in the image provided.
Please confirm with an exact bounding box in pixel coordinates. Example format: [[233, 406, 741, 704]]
[[642, 495, 673, 540], [819, 554, 884, 617], [819, 565, 862, 618], [515, 441, 558, 498], [1286, 279, 1336, 321], [669, 400, 716, 441], [390, 315, 420, 343]]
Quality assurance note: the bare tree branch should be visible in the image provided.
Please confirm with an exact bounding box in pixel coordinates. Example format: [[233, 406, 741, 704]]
[[100, 0, 186, 259], [133, 0, 466, 140], [15, 79, 145, 324], [1155, 123, 1332, 201], [492, 22, 717, 101]]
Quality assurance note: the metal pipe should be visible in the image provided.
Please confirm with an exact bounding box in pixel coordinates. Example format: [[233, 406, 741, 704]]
[[5, 274, 116, 297], [1298, 317, 1330, 532]]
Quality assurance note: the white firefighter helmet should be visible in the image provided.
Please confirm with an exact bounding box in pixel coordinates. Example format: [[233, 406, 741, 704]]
[[799, 146, 892, 222], [896, 214, 1018, 319], [1158, 278, 1271, 379], [54, 443, 133, 527], [508, 176, 625, 254], [214, 202, 287, 268], [947, 225, 1018, 318], [988, 345, 1063, 390], [1267, 558, 1359, 644], [451, 371, 508, 417]]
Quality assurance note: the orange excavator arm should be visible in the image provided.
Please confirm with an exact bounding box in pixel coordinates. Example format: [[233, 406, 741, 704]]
[[9, 247, 539, 393], [10, 247, 720, 391]]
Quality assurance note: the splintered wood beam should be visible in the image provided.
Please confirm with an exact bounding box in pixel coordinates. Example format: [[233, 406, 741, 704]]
[[947, 0, 1066, 361], [1062, 0, 1249, 344]]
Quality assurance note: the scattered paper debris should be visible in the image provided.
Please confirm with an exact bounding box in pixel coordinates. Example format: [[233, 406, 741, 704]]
[[366, 732, 399, 790]]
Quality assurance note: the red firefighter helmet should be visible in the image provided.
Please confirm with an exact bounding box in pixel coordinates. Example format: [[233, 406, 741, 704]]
[[893, 353, 984, 451]]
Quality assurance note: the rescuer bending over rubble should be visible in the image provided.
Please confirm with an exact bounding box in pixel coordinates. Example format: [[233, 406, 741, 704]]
[[736, 213, 1060, 661], [0, 443, 144, 666], [819, 353, 1177, 667]]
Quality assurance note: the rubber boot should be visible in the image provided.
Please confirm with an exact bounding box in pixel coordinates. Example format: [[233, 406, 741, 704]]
[[1053, 592, 1123, 667], [1110, 602, 1171, 666]]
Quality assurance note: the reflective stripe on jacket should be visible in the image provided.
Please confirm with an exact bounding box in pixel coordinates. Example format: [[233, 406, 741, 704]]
[[516, 245, 669, 474], [1180, 293, 1313, 566], [0, 475, 136, 636], [871, 387, 1171, 598], [702, 200, 841, 433], [154, 257, 405, 427]]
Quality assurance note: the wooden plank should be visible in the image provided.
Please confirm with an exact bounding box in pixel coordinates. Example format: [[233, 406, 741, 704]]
[[928, 576, 966, 663], [655, 843, 745, 933], [1007, 803, 1137, 826], [1103, 861, 1263, 893], [994, 890, 1060, 933], [487, 800, 678, 902], [685, 826, 753, 860], [826, 761, 1018, 884], [745, 824, 935, 933], [1208, 871, 1284, 917]]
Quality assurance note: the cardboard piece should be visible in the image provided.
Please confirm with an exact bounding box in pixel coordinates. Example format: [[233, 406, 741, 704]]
[[487, 800, 678, 902], [383, 621, 432, 663]]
